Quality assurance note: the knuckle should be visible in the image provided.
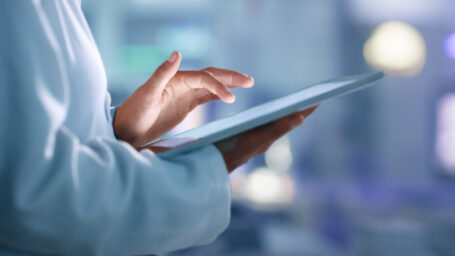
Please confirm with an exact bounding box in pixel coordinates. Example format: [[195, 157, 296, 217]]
[[154, 65, 167, 78], [174, 70, 183, 77], [173, 70, 183, 81], [202, 71, 214, 79], [199, 72, 211, 86], [202, 73, 220, 89], [201, 69, 213, 78], [203, 67, 215, 72]]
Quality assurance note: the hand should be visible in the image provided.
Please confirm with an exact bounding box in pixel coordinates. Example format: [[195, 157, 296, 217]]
[[114, 51, 254, 147], [215, 106, 319, 173], [142, 106, 319, 171]]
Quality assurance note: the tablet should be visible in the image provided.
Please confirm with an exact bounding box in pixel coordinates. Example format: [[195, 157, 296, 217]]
[[143, 71, 384, 157]]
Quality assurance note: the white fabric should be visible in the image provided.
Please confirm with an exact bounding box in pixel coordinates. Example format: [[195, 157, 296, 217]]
[[0, 1, 230, 255]]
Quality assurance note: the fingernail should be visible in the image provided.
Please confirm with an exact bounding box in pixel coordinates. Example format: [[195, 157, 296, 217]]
[[168, 51, 178, 63]]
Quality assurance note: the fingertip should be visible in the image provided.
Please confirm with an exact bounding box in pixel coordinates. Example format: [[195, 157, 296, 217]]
[[299, 105, 319, 118], [220, 92, 235, 103], [290, 114, 305, 128], [245, 76, 255, 88], [232, 73, 255, 88], [225, 94, 236, 103], [176, 51, 182, 61], [168, 51, 181, 64], [222, 84, 236, 103]]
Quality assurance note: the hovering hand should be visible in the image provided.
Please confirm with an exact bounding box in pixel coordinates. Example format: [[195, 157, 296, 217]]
[[114, 51, 254, 147]]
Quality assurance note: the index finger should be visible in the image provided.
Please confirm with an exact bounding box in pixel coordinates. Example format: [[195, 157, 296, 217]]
[[203, 67, 254, 88], [177, 71, 236, 103]]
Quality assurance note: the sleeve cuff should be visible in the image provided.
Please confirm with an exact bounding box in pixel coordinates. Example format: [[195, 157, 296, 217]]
[[163, 144, 232, 245], [109, 107, 118, 139], [193, 144, 232, 244]]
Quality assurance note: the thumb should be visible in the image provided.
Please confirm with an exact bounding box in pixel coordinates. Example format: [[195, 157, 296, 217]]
[[143, 51, 181, 95]]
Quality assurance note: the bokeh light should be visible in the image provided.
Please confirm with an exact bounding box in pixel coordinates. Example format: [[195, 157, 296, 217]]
[[444, 33, 455, 59], [241, 168, 294, 210], [265, 136, 293, 173], [363, 21, 426, 76], [436, 94, 455, 173]]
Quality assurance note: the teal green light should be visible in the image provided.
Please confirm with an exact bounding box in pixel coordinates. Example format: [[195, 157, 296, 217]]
[[119, 45, 167, 73]]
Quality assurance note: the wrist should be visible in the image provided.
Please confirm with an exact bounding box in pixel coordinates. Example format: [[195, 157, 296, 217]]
[[113, 105, 140, 146]]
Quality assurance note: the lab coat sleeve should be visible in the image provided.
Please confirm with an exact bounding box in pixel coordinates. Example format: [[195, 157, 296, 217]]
[[109, 106, 118, 138], [0, 2, 230, 256]]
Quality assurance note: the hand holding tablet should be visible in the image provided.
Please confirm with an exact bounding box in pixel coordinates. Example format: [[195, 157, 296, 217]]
[[142, 72, 384, 162], [214, 105, 319, 173]]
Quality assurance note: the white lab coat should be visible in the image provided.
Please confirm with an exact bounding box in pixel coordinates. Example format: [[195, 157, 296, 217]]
[[0, 1, 230, 255]]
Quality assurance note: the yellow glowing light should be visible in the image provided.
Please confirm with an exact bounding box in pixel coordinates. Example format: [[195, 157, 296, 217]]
[[265, 136, 293, 173], [242, 168, 294, 209], [363, 21, 426, 76]]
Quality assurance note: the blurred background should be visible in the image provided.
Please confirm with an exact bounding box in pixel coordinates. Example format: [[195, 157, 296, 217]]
[[83, 0, 455, 255]]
